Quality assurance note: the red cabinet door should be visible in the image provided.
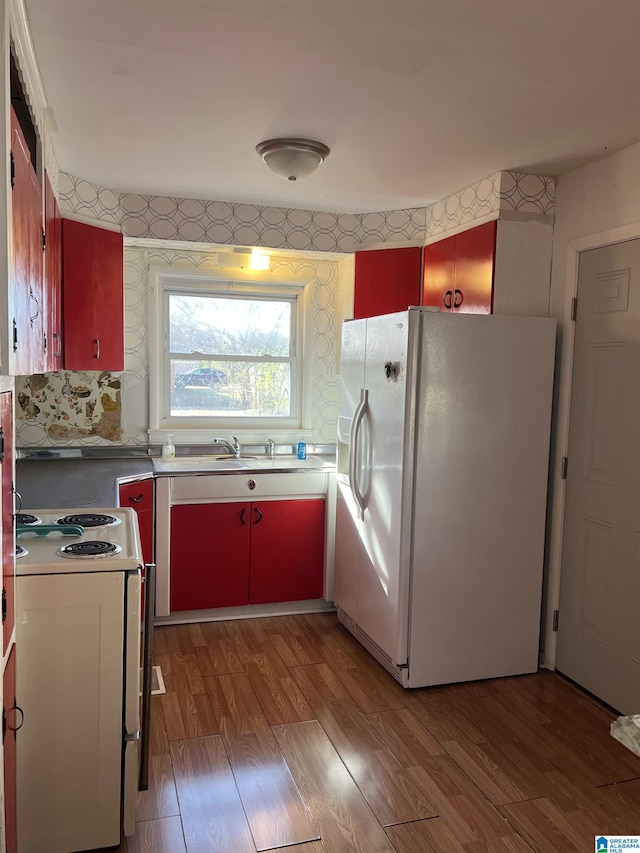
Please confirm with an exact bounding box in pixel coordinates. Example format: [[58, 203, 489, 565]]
[[354, 246, 422, 319], [452, 220, 496, 314], [10, 108, 44, 374], [1, 391, 15, 656], [170, 503, 250, 611], [3, 644, 18, 853], [422, 222, 496, 313], [422, 234, 456, 310], [249, 499, 325, 605], [62, 219, 124, 370], [44, 174, 63, 371], [119, 479, 154, 565]]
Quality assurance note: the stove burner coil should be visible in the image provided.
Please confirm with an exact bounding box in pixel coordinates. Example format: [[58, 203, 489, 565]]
[[57, 541, 122, 559], [56, 513, 120, 529], [16, 514, 41, 526], [15, 545, 28, 558]]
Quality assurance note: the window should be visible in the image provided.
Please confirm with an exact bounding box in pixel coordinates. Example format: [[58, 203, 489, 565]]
[[150, 270, 308, 432]]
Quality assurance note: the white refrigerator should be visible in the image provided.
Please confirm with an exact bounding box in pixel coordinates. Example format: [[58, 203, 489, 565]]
[[335, 308, 556, 688]]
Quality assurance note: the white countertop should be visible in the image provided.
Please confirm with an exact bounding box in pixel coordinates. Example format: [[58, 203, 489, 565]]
[[152, 454, 336, 475]]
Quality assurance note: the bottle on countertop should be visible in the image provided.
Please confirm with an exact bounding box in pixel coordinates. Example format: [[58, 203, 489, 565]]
[[297, 441, 307, 460], [162, 434, 176, 460]]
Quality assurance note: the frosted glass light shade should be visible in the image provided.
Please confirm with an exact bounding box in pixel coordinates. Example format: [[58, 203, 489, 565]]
[[256, 138, 330, 182]]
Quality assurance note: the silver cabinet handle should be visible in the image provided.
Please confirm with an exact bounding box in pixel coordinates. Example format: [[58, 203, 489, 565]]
[[93, 338, 101, 359]]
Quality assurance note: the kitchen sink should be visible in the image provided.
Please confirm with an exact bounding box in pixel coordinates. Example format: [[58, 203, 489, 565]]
[[153, 455, 334, 474], [153, 456, 248, 473]]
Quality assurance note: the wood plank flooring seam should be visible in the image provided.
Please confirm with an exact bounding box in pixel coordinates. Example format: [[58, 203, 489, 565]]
[[595, 775, 640, 788]]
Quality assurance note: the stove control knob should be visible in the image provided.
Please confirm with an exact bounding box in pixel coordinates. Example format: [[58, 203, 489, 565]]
[[247, 478, 257, 491]]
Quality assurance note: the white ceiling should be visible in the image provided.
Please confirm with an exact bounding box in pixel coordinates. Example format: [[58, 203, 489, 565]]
[[22, 0, 640, 214]]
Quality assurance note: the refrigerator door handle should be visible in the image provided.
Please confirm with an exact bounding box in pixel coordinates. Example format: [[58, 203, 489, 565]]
[[349, 388, 368, 519]]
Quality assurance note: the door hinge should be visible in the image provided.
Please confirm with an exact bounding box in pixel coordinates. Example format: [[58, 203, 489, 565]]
[[1, 587, 6, 623], [552, 609, 560, 632], [561, 457, 568, 479], [571, 297, 578, 321], [42, 228, 46, 252], [10, 151, 15, 190]]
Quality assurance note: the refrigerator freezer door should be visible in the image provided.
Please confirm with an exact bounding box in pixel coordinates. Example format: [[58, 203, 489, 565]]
[[356, 312, 412, 661], [337, 319, 367, 444], [351, 311, 412, 662]]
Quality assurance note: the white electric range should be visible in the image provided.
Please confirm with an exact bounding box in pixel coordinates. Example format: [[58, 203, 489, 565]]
[[15, 507, 142, 570], [15, 508, 146, 853]]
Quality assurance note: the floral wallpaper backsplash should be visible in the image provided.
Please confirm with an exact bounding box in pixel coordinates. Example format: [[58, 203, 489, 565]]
[[16, 372, 124, 442]]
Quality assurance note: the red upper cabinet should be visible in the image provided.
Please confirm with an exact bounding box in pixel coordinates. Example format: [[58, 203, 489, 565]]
[[354, 246, 422, 319], [422, 234, 456, 311], [44, 174, 63, 372], [422, 221, 497, 314], [1, 391, 15, 656], [10, 107, 44, 374], [62, 219, 124, 370]]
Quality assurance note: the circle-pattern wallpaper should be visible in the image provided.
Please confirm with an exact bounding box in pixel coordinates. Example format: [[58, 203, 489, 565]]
[[17, 168, 554, 447]]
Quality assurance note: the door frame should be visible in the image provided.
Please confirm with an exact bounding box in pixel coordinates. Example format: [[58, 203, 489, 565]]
[[544, 220, 640, 670]]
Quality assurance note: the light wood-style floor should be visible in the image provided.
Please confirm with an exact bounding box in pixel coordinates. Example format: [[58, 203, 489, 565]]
[[98, 613, 640, 852]]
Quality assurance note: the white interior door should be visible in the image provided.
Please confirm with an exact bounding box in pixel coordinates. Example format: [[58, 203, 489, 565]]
[[557, 238, 640, 713]]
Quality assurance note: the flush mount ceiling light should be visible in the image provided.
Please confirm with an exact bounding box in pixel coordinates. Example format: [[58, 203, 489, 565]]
[[256, 138, 330, 182]]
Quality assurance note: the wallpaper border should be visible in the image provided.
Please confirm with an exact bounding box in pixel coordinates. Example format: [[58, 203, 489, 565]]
[[59, 170, 554, 253]]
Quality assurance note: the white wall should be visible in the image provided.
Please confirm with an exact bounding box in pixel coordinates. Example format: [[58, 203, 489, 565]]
[[550, 142, 640, 319], [544, 141, 640, 667]]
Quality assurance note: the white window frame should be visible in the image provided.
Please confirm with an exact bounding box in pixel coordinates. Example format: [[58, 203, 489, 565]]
[[148, 267, 313, 440]]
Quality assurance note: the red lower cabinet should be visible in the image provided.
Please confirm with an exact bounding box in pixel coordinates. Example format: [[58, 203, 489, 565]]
[[3, 644, 18, 853], [249, 499, 325, 605], [170, 498, 325, 612], [119, 479, 154, 565], [171, 503, 251, 611]]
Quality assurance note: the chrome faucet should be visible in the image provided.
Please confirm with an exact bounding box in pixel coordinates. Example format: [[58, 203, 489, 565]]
[[232, 435, 241, 458], [267, 438, 275, 460], [212, 437, 235, 457]]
